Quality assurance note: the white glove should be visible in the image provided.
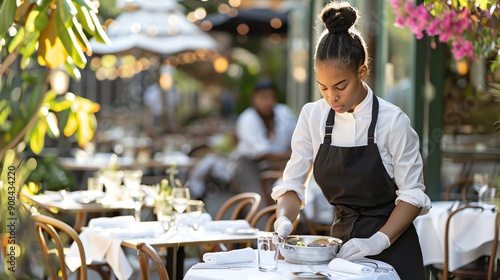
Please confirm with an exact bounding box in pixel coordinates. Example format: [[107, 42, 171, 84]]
[[274, 216, 293, 238], [336, 231, 390, 261]]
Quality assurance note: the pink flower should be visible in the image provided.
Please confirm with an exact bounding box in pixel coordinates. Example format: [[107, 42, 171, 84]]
[[394, 16, 405, 27], [426, 18, 441, 36], [439, 30, 453, 42], [451, 40, 475, 61]]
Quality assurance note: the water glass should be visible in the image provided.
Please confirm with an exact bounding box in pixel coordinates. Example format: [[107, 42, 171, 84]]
[[479, 181, 497, 205], [100, 170, 124, 199], [87, 177, 103, 192], [157, 202, 174, 232], [258, 236, 279, 272], [123, 170, 143, 190], [187, 200, 204, 230], [171, 187, 190, 214]]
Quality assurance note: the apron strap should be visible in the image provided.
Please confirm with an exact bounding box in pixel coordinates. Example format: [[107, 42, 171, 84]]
[[367, 95, 379, 144], [323, 109, 335, 145], [323, 94, 379, 145]]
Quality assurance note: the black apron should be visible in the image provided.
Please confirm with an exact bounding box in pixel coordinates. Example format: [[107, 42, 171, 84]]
[[313, 96, 425, 280]]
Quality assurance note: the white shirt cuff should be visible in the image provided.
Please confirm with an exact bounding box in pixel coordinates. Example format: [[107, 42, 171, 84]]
[[395, 189, 432, 215], [271, 184, 306, 208]]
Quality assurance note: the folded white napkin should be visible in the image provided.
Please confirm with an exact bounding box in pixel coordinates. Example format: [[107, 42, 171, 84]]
[[104, 222, 164, 239], [88, 215, 135, 229], [202, 247, 256, 264], [203, 219, 251, 232], [328, 258, 375, 274]]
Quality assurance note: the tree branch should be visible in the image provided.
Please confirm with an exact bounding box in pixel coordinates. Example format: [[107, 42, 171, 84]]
[[0, 45, 20, 77]]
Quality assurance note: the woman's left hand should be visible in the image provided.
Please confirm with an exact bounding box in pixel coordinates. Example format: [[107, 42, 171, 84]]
[[336, 231, 390, 261]]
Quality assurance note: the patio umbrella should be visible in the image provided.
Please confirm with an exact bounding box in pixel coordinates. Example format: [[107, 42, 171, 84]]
[[201, 7, 289, 36], [90, 0, 218, 58]]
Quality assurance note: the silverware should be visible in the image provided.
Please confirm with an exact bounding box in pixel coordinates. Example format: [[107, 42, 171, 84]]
[[307, 263, 348, 278], [190, 262, 253, 270]]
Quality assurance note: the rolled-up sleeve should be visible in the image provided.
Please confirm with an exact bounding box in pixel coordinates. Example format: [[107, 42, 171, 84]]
[[389, 112, 432, 215]]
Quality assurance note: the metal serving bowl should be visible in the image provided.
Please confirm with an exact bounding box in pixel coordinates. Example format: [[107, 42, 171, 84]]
[[278, 235, 342, 264]]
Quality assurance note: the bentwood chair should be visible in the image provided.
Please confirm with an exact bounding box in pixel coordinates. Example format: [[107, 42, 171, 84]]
[[487, 210, 500, 279], [31, 214, 111, 280], [136, 242, 169, 280], [431, 205, 496, 279], [443, 178, 475, 202], [205, 192, 261, 252], [260, 170, 283, 206], [249, 204, 300, 233], [214, 192, 262, 222]]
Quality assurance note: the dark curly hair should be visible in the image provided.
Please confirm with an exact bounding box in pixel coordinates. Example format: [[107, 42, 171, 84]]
[[314, 1, 368, 74]]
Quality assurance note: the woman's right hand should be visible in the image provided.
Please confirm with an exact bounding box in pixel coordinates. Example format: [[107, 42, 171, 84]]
[[274, 216, 294, 238]]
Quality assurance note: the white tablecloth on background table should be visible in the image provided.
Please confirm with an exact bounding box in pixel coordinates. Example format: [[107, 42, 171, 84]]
[[414, 201, 498, 271], [67, 216, 164, 280]]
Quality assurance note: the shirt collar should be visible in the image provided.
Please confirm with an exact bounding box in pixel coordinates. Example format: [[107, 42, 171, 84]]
[[349, 83, 373, 115]]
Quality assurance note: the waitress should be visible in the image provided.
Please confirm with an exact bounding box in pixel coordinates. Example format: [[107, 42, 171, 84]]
[[271, 1, 431, 279]]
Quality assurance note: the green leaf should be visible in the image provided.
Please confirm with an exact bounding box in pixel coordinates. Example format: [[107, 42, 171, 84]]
[[75, 5, 95, 34], [45, 112, 60, 138], [56, 0, 77, 26], [8, 27, 25, 53], [55, 10, 87, 69], [25, 9, 40, 32], [30, 120, 46, 155], [0, 0, 17, 40], [26, 75, 45, 115], [34, 10, 49, 30], [64, 59, 81, 80], [0, 100, 11, 126], [88, 10, 111, 45], [48, 97, 72, 112], [71, 16, 91, 52], [72, 0, 98, 13], [20, 33, 40, 69]]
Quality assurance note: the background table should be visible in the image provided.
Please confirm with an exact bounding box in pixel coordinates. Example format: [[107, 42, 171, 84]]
[[22, 191, 153, 232], [414, 201, 498, 271], [184, 257, 400, 280]]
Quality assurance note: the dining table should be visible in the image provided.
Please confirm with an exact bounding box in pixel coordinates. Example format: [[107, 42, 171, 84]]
[[22, 190, 154, 232], [413, 200, 498, 272], [123, 228, 271, 280], [184, 255, 400, 280]]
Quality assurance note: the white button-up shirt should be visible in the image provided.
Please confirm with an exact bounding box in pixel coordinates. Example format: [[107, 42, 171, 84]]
[[235, 104, 297, 159], [271, 86, 431, 215]]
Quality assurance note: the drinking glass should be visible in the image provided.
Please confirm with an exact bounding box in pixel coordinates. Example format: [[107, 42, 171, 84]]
[[87, 177, 103, 192], [187, 200, 204, 230], [171, 187, 190, 214], [124, 170, 144, 222], [258, 236, 279, 271], [474, 173, 490, 204], [157, 201, 174, 232], [123, 170, 143, 191], [99, 170, 124, 199]]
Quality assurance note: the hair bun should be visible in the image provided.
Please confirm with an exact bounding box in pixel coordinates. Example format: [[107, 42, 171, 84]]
[[321, 2, 358, 34]]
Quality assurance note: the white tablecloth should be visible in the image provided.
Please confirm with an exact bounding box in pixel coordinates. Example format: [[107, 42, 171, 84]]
[[184, 256, 400, 280], [414, 201, 498, 271]]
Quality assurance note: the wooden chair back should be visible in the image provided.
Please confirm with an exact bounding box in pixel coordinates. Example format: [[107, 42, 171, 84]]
[[488, 210, 500, 279], [443, 178, 474, 201], [215, 192, 261, 221], [249, 204, 300, 233], [438, 205, 492, 280], [260, 170, 283, 206], [31, 214, 87, 280], [137, 242, 169, 280]]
